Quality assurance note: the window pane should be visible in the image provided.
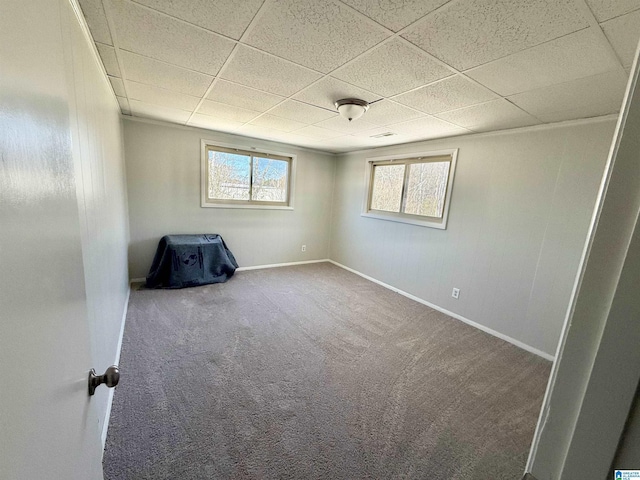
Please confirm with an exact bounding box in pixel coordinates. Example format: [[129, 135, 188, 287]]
[[208, 150, 250, 200], [251, 157, 289, 202], [404, 161, 451, 218], [370, 164, 405, 213]]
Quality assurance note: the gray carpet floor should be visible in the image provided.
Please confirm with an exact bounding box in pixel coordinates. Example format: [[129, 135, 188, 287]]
[[103, 263, 550, 480]]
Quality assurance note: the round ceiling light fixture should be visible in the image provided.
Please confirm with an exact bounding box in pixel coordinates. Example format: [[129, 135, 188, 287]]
[[335, 98, 369, 122]]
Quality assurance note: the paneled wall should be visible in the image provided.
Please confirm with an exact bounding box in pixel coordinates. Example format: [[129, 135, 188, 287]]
[[0, 0, 129, 476], [64, 1, 130, 442], [330, 119, 616, 356], [124, 119, 336, 279]]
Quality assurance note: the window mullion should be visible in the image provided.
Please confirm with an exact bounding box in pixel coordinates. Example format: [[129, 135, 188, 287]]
[[368, 163, 376, 211], [399, 163, 410, 214], [205, 147, 211, 199], [249, 155, 254, 202]]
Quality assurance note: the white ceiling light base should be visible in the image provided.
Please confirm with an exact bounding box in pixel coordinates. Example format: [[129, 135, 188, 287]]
[[335, 98, 369, 121]]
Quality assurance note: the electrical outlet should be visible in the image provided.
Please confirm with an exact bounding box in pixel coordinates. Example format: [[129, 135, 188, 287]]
[[301, 245, 307, 252], [452, 288, 460, 299]]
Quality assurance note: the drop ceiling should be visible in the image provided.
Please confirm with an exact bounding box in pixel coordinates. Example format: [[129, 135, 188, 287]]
[[79, 0, 640, 153]]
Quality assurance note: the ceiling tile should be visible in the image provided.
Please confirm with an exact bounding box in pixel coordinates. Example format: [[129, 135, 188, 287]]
[[235, 124, 286, 141], [207, 80, 285, 111], [585, 0, 640, 22], [361, 100, 425, 125], [508, 70, 627, 121], [120, 51, 212, 97], [332, 39, 452, 97], [131, 0, 264, 40], [197, 100, 261, 123], [466, 28, 619, 96], [244, 0, 390, 73], [394, 75, 497, 114], [436, 99, 541, 131], [340, 0, 450, 32], [350, 126, 400, 138], [129, 99, 192, 123], [350, 133, 408, 149], [79, 0, 113, 45], [82, 0, 633, 151], [535, 103, 622, 123], [293, 77, 381, 111], [266, 134, 324, 148], [126, 81, 201, 110], [267, 132, 331, 149], [314, 116, 379, 133], [386, 116, 469, 139], [294, 125, 345, 139], [367, 136, 409, 148], [108, 76, 126, 96], [188, 114, 244, 132], [95, 43, 121, 77], [107, 0, 235, 75], [116, 96, 131, 115], [220, 46, 322, 97], [325, 135, 382, 151], [249, 114, 308, 132], [268, 100, 338, 124], [402, 0, 588, 70], [602, 9, 640, 67]]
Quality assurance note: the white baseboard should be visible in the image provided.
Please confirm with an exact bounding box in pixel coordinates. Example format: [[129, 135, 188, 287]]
[[328, 260, 555, 362], [129, 259, 331, 283], [236, 259, 330, 272], [102, 285, 130, 449]]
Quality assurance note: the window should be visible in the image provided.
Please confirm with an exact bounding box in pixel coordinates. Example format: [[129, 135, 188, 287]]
[[201, 141, 294, 209], [362, 150, 457, 229]]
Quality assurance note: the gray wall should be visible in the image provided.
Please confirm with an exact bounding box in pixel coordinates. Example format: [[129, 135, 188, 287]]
[[330, 120, 616, 356], [616, 384, 640, 467], [66, 2, 130, 442], [124, 119, 336, 279]]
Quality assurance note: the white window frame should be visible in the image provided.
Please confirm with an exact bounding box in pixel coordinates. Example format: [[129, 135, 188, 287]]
[[201, 139, 296, 210], [361, 148, 458, 229]]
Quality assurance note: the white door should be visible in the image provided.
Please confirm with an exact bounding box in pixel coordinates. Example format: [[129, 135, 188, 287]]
[[0, 1, 104, 478]]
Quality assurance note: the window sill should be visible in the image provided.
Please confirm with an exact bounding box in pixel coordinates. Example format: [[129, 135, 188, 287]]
[[201, 202, 293, 210], [361, 211, 446, 229]]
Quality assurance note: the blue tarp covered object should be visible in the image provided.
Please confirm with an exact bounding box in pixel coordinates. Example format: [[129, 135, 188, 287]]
[[145, 234, 238, 289]]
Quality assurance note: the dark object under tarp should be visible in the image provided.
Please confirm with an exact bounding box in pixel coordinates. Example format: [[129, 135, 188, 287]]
[[146, 234, 238, 289]]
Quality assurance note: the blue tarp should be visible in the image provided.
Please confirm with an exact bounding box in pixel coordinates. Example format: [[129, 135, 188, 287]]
[[146, 234, 238, 289]]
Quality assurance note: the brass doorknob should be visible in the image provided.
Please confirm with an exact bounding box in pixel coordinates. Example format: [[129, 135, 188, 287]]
[[88, 365, 120, 396]]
